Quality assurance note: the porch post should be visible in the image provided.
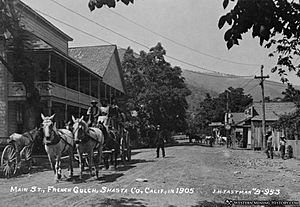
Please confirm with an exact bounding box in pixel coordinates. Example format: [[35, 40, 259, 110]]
[[47, 100, 52, 116]]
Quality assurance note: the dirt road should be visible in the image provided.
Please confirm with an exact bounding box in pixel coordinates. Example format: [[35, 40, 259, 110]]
[[1, 143, 300, 207]]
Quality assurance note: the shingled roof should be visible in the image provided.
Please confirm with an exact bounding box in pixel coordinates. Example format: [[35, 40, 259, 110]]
[[68, 45, 116, 77], [251, 102, 296, 121]]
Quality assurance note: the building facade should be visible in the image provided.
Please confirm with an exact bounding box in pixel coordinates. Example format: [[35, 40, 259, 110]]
[[231, 102, 300, 158], [0, 1, 126, 143]]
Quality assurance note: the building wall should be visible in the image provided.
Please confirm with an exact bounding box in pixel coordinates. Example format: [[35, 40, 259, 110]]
[[8, 101, 18, 135], [0, 42, 8, 143], [20, 8, 69, 54]]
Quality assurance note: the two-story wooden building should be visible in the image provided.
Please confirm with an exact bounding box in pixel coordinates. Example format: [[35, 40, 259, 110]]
[[0, 1, 126, 143]]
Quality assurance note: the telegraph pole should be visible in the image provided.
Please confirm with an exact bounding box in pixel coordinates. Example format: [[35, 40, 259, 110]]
[[254, 65, 269, 149]]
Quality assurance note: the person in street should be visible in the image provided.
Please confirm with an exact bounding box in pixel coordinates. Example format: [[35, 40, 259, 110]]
[[156, 125, 165, 158], [109, 98, 121, 131], [279, 136, 286, 159], [87, 100, 100, 127], [265, 131, 274, 159]]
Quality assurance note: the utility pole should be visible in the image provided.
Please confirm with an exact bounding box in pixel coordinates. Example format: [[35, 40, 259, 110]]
[[255, 65, 269, 149], [225, 90, 231, 148]]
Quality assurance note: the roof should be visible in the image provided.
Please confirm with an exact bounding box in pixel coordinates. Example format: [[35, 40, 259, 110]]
[[251, 102, 296, 121], [18, 1, 73, 41], [231, 113, 246, 125], [68, 45, 116, 77]]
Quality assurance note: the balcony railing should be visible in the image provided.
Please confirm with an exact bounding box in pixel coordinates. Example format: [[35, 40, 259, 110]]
[[8, 81, 97, 107]]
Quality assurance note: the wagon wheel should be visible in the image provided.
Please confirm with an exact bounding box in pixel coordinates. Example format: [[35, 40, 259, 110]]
[[20, 146, 32, 174], [1, 145, 17, 178]]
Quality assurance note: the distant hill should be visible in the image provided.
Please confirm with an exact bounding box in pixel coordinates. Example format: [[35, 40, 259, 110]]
[[117, 48, 290, 110], [182, 70, 291, 110]]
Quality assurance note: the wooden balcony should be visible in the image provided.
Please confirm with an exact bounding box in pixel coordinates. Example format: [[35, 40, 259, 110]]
[[8, 81, 97, 107]]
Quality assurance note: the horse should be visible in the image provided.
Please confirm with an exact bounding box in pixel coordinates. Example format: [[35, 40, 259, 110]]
[[72, 116, 104, 180], [8, 127, 41, 172], [41, 114, 74, 182], [97, 115, 123, 169]]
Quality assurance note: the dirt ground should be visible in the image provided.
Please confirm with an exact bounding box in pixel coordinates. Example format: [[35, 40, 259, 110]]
[[0, 142, 300, 207]]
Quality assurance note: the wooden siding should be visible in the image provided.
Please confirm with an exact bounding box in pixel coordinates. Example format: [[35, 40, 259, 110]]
[[8, 102, 17, 135], [20, 10, 69, 54], [8, 81, 96, 108], [0, 43, 8, 140]]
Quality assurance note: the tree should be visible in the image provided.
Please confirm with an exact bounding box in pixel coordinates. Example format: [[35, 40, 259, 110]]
[[193, 87, 252, 134], [282, 83, 300, 105], [0, 0, 41, 130], [122, 43, 191, 134], [219, 0, 300, 83], [88, 0, 134, 11]]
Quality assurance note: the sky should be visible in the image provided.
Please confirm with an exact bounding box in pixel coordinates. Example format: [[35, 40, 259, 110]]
[[21, 0, 300, 85]]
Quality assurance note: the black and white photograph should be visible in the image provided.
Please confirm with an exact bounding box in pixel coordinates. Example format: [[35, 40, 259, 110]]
[[0, 0, 300, 206]]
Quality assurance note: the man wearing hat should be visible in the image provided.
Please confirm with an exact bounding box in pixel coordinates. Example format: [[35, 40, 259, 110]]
[[155, 125, 165, 158], [87, 100, 100, 127], [265, 131, 273, 159]]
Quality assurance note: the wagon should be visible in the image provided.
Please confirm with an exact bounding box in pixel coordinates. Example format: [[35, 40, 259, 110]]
[[0, 128, 40, 178], [73, 127, 132, 170]]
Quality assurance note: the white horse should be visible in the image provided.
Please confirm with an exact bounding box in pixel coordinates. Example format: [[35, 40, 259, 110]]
[[41, 114, 74, 182], [72, 116, 104, 180]]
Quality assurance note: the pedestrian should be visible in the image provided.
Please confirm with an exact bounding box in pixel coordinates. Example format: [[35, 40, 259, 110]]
[[155, 125, 165, 158], [279, 136, 286, 159], [265, 131, 273, 159]]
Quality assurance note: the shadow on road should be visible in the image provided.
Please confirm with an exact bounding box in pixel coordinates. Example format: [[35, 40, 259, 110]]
[[189, 200, 227, 207], [129, 159, 156, 165], [94, 197, 147, 207], [97, 172, 124, 183], [166, 142, 219, 148]]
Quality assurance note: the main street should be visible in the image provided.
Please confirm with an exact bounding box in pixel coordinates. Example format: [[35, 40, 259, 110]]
[[1, 143, 300, 207]]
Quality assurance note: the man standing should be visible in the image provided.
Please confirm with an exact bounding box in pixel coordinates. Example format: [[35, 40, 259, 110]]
[[279, 136, 286, 159], [156, 125, 165, 158], [87, 100, 100, 127], [265, 131, 273, 159]]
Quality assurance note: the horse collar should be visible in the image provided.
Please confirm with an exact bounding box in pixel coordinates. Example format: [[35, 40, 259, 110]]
[[45, 131, 61, 146]]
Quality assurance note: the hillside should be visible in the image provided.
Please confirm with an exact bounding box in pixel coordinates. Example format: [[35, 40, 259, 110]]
[[182, 70, 290, 109]]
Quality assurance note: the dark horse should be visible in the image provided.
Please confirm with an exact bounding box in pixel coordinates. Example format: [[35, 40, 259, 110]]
[[102, 126, 121, 169]]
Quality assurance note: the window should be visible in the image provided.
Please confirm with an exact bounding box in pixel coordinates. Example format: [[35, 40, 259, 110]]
[[91, 75, 99, 98], [50, 54, 65, 86], [79, 70, 90, 95], [67, 63, 79, 91]]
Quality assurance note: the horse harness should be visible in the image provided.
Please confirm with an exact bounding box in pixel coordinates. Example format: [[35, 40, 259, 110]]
[[45, 130, 73, 154], [22, 130, 35, 144]]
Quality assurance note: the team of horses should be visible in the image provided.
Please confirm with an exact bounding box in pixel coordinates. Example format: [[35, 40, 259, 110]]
[[40, 113, 128, 182]]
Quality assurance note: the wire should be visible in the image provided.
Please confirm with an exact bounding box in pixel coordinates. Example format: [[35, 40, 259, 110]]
[[184, 70, 253, 78], [43, 0, 260, 75], [35, 9, 113, 45], [244, 82, 260, 94], [35, 9, 255, 77], [46, 0, 150, 49], [104, 7, 261, 67], [264, 81, 286, 87], [239, 78, 255, 89]]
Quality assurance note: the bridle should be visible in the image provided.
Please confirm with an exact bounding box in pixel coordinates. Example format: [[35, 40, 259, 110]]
[[73, 120, 88, 144], [42, 120, 60, 145]]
